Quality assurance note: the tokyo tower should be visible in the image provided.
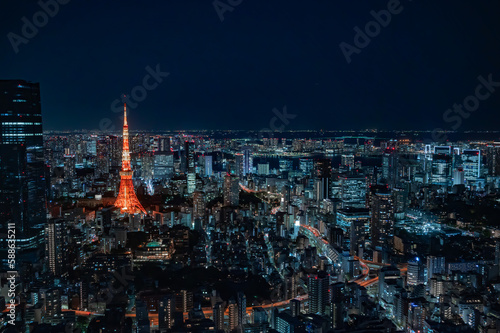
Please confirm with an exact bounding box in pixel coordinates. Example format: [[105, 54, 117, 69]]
[[114, 102, 146, 214]]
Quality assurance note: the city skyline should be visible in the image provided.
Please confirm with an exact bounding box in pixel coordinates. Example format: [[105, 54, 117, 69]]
[[3, 76, 500, 331], [3, 2, 500, 332]]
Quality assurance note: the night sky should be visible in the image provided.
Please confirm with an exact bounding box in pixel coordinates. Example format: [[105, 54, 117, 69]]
[[1, 0, 500, 131]]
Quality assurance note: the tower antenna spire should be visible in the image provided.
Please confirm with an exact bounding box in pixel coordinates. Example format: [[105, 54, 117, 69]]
[[123, 95, 128, 126]]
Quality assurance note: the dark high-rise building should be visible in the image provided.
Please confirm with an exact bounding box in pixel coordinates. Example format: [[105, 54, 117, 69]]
[[308, 271, 329, 315], [314, 159, 331, 201], [96, 138, 110, 176], [185, 141, 196, 194], [44, 288, 61, 320], [228, 298, 239, 331], [0, 80, 46, 268], [0, 80, 43, 146], [223, 173, 239, 207], [193, 191, 206, 221], [336, 208, 370, 256], [290, 299, 301, 317], [369, 185, 394, 250], [235, 149, 252, 178], [242, 147, 252, 176], [408, 301, 426, 333], [213, 302, 225, 331], [382, 149, 399, 188], [157, 135, 171, 152], [184, 141, 195, 173], [407, 257, 424, 286], [80, 279, 89, 310], [330, 282, 345, 330], [136, 299, 150, 333], [237, 291, 247, 327], [159, 294, 175, 330], [427, 256, 445, 282], [486, 144, 500, 176], [45, 219, 64, 275], [109, 135, 121, 168]]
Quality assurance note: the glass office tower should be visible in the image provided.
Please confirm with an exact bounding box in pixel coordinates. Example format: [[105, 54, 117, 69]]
[[0, 80, 47, 269]]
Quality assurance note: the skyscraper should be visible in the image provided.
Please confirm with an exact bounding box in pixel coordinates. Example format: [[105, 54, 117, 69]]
[[431, 154, 452, 186], [204, 155, 213, 177], [330, 282, 345, 330], [153, 152, 174, 180], [314, 159, 331, 201], [114, 102, 146, 214], [213, 302, 225, 331], [369, 185, 394, 250], [0, 80, 43, 146], [235, 153, 244, 177], [44, 288, 62, 320], [461, 149, 481, 183], [335, 208, 370, 256], [224, 173, 239, 207], [486, 144, 500, 176], [257, 163, 270, 175], [407, 257, 424, 286], [382, 149, 399, 188], [237, 292, 247, 327], [453, 167, 465, 186], [159, 294, 175, 330], [341, 154, 355, 171], [45, 219, 64, 275], [0, 80, 46, 267], [228, 298, 239, 331], [156, 135, 170, 152], [242, 148, 252, 176], [308, 271, 329, 315], [136, 299, 150, 333], [290, 299, 301, 317], [185, 141, 196, 194], [193, 191, 206, 221], [340, 176, 367, 208], [427, 256, 445, 282], [299, 158, 314, 175], [279, 159, 293, 173], [408, 301, 426, 333]]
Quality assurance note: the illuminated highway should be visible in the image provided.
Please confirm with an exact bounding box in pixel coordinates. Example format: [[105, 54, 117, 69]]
[[240, 185, 385, 290], [298, 224, 390, 288], [64, 295, 309, 326]]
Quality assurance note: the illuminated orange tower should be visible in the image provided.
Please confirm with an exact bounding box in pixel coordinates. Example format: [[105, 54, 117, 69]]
[[114, 102, 146, 214]]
